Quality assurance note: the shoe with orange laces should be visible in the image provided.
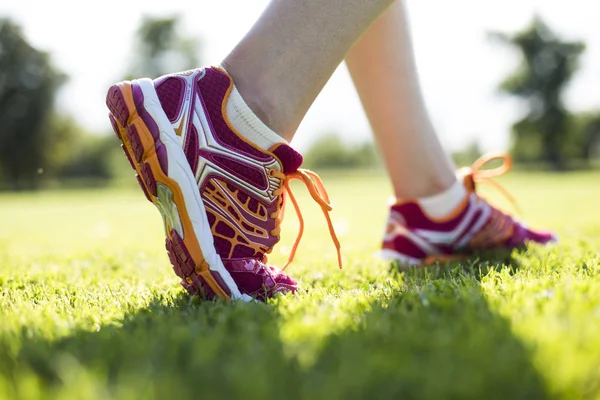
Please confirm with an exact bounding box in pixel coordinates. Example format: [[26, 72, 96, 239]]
[[106, 66, 341, 301], [380, 154, 557, 266]]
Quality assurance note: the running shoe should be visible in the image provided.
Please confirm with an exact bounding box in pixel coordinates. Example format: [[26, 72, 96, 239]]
[[380, 154, 556, 265], [106, 66, 341, 301]]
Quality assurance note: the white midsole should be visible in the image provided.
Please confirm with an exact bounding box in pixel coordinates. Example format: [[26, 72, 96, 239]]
[[137, 79, 253, 302], [377, 249, 422, 266]]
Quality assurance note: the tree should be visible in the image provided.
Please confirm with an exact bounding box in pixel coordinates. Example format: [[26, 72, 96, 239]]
[[452, 140, 483, 167], [302, 133, 381, 170], [125, 15, 200, 79], [572, 112, 600, 163], [0, 18, 67, 189], [49, 113, 117, 181], [492, 17, 585, 170]]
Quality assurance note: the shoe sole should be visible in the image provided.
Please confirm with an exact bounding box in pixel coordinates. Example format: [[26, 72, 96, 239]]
[[378, 249, 466, 270], [106, 79, 252, 302]]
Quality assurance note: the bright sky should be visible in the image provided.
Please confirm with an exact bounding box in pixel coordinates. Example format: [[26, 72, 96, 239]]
[[1, 0, 599, 152]]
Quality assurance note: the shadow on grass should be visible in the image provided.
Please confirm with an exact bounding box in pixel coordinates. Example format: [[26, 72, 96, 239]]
[[3, 253, 549, 399], [390, 247, 531, 284], [4, 294, 302, 399], [304, 274, 548, 399]]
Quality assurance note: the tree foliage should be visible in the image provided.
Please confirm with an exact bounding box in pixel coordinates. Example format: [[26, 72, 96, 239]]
[[125, 15, 200, 79], [0, 16, 203, 190], [302, 133, 381, 170], [492, 17, 586, 170], [0, 18, 66, 189]]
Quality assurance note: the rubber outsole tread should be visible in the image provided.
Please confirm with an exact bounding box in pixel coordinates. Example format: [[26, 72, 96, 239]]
[[105, 83, 231, 301]]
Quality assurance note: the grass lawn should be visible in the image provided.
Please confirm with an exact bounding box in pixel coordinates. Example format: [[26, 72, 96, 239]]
[[0, 170, 599, 399]]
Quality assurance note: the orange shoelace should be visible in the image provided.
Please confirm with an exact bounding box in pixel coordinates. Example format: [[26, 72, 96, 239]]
[[268, 168, 342, 271], [468, 153, 520, 214]]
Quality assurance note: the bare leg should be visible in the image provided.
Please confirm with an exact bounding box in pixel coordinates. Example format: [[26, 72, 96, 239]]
[[345, 0, 457, 200], [222, 0, 394, 142]]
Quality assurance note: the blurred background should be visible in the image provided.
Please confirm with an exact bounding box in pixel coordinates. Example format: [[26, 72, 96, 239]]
[[1, 0, 600, 190]]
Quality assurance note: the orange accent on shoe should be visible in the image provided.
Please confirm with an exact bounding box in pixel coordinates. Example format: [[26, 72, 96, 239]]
[[466, 153, 521, 214], [420, 195, 471, 224], [393, 153, 519, 224], [468, 208, 515, 248], [211, 67, 342, 270], [390, 189, 470, 224], [269, 169, 342, 271], [205, 176, 270, 259], [217, 66, 285, 159], [174, 118, 186, 137], [118, 83, 231, 300], [422, 253, 465, 266]]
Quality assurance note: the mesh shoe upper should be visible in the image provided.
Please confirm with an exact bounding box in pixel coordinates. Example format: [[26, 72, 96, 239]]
[[382, 154, 556, 265], [152, 66, 339, 298]]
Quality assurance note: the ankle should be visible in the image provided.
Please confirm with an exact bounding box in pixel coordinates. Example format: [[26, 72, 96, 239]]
[[221, 60, 294, 141], [411, 179, 467, 219], [216, 71, 287, 151], [394, 173, 457, 200]]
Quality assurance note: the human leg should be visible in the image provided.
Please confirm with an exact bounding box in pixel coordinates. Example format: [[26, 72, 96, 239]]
[[345, 0, 457, 201], [345, 1, 556, 264], [106, 0, 394, 300], [223, 0, 394, 141]]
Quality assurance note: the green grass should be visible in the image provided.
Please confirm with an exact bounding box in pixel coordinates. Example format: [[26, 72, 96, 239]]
[[0, 170, 599, 399]]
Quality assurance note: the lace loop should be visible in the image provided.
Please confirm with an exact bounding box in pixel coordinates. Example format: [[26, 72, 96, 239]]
[[270, 168, 342, 271], [468, 153, 520, 214]]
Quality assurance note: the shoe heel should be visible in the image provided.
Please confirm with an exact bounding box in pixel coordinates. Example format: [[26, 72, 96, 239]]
[[106, 82, 239, 301]]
